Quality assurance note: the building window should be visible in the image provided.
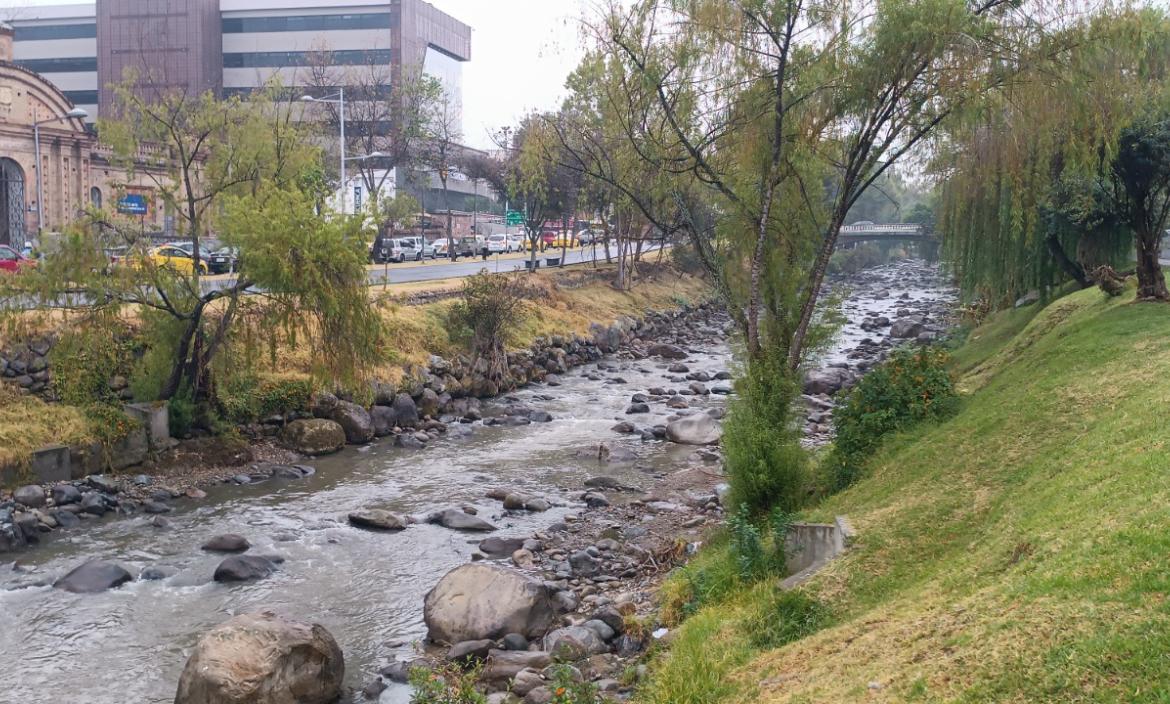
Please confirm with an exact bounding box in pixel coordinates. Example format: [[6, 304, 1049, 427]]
[[223, 49, 392, 69], [64, 90, 99, 105], [13, 23, 97, 41], [16, 57, 98, 74], [90, 187, 102, 210], [222, 13, 393, 34]]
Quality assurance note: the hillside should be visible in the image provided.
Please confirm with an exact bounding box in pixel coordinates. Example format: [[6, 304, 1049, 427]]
[[643, 283, 1170, 703]]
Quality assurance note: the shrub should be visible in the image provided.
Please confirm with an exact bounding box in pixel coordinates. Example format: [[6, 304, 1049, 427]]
[[168, 385, 197, 438], [728, 506, 767, 581], [129, 310, 187, 402], [827, 346, 959, 489], [548, 665, 603, 703], [409, 664, 485, 704], [742, 586, 831, 649], [445, 271, 531, 384], [217, 373, 315, 424], [49, 322, 128, 405], [723, 357, 809, 515]]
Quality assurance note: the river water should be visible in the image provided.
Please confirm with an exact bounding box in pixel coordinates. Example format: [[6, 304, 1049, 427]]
[[0, 259, 953, 704]]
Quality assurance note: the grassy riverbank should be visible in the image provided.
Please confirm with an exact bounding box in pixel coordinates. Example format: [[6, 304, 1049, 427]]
[[0, 265, 710, 472], [642, 281, 1170, 703]]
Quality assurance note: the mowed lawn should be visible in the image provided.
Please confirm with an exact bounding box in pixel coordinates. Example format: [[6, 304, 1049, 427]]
[[640, 283, 1170, 703]]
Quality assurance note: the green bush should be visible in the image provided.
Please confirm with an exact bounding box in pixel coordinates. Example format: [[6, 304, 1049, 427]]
[[216, 373, 315, 424], [168, 386, 197, 438], [129, 311, 187, 402], [827, 346, 959, 489], [408, 664, 485, 704], [723, 358, 809, 515], [49, 323, 127, 405]]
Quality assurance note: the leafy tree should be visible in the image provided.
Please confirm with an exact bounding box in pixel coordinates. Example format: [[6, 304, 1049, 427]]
[[1111, 116, 1170, 301]]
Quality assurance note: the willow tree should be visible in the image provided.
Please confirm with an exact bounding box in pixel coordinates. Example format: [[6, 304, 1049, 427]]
[[0, 84, 383, 411], [937, 8, 1170, 303]]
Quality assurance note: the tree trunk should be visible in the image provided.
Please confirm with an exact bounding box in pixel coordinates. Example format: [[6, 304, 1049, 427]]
[[443, 179, 455, 263], [1046, 232, 1089, 289], [1135, 229, 1169, 301], [788, 209, 847, 372], [161, 303, 205, 401]]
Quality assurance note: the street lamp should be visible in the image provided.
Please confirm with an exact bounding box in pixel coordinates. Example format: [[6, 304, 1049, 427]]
[[34, 107, 88, 236], [300, 90, 347, 212]]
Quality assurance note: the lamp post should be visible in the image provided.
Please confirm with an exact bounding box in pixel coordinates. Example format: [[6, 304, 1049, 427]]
[[300, 90, 346, 213], [33, 107, 88, 237]]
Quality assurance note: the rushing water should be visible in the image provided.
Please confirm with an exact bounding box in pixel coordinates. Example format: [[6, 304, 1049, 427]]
[[0, 259, 955, 704]]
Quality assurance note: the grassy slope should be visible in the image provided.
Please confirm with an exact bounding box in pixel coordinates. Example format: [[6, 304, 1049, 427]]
[[645, 283, 1170, 703]]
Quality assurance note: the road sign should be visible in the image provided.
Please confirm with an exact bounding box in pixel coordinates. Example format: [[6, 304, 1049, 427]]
[[506, 210, 523, 226], [117, 194, 148, 215]]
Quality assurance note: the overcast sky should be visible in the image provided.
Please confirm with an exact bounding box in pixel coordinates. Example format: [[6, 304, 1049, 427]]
[[0, 0, 591, 149]]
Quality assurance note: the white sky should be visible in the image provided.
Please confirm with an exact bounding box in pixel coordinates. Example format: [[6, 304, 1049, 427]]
[[0, 0, 593, 149]]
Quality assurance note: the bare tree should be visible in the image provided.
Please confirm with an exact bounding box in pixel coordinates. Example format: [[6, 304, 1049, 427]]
[[421, 94, 464, 262]]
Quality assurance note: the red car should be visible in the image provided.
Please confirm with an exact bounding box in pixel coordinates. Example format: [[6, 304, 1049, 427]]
[[0, 245, 34, 273]]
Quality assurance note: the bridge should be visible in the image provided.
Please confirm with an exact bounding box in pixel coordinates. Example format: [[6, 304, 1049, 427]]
[[838, 223, 935, 244]]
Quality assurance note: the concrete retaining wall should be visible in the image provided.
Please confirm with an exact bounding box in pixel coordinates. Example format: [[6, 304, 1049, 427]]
[[781, 515, 856, 589]]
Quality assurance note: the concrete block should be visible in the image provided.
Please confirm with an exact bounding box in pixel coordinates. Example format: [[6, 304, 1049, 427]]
[[125, 403, 171, 451], [69, 442, 104, 479], [30, 444, 70, 483], [108, 426, 148, 471]]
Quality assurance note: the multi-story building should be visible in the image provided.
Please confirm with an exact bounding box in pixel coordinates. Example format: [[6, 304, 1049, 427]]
[[7, 0, 469, 128]]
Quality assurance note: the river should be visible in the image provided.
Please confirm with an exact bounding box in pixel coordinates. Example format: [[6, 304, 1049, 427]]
[[0, 259, 953, 704]]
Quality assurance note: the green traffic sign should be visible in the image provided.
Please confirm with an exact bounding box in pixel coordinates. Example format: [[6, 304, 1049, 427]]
[[506, 210, 523, 226]]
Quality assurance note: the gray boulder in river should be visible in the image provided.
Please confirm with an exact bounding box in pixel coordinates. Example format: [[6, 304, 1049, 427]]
[[329, 400, 375, 444], [174, 611, 344, 704], [424, 563, 561, 644], [53, 560, 133, 593], [280, 419, 346, 456], [665, 413, 723, 445], [428, 508, 497, 532]]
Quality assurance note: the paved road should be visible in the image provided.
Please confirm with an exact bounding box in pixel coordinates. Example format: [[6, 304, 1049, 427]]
[[201, 244, 665, 293]]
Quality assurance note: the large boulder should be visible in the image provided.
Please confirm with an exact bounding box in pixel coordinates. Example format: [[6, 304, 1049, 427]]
[[417, 388, 441, 419], [890, 317, 925, 339], [646, 343, 688, 360], [370, 406, 397, 437], [201, 534, 251, 553], [213, 555, 279, 583], [665, 414, 722, 445], [53, 560, 133, 593], [281, 419, 346, 456], [802, 367, 854, 396], [393, 393, 420, 429], [348, 509, 407, 531], [543, 625, 609, 660], [424, 564, 560, 644], [13, 485, 45, 508], [429, 508, 497, 532], [330, 401, 374, 445], [174, 611, 344, 704]]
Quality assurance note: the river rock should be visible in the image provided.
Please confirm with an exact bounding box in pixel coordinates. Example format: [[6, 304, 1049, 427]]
[[370, 406, 396, 436], [665, 414, 722, 445], [481, 650, 554, 685], [646, 343, 687, 360], [543, 625, 609, 660], [511, 669, 544, 697], [625, 403, 650, 414], [418, 388, 441, 418], [480, 537, 526, 556], [348, 509, 407, 531], [51, 484, 82, 505], [330, 401, 374, 444], [281, 419, 346, 456], [424, 564, 560, 644], [213, 555, 278, 583], [429, 508, 497, 532], [569, 550, 600, 577], [53, 560, 133, 593], [890, 317, 924, 339], [447, 639, 495, 665], [13, 485, 45, 508], [201, 534, 251, 553], [174, 611, 344, 704], [393, 393, 420, 429], [802, 367, 854, 395]]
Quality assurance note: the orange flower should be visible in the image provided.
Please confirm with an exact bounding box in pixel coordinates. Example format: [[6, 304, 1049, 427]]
[[556, 687, 567, 696]]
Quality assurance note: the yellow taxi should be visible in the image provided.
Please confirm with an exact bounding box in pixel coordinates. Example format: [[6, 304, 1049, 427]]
[[128, 245, 208, 275], [550, 233, 578, 248]]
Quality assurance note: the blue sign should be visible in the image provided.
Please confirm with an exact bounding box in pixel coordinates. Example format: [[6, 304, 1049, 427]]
[[117, 194, 148, 215]]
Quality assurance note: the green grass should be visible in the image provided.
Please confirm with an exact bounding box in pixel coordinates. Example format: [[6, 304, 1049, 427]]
[[641, 283, 1170, 703]]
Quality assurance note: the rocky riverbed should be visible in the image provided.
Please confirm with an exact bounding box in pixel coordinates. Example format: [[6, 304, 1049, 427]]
[[0, 259, 955, 704]]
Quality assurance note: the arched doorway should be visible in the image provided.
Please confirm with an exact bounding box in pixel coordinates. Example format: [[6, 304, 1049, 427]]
[[0, 159, 26, 247]]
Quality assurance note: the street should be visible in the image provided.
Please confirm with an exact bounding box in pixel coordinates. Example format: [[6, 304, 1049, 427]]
[[200, 243, 666, 293]]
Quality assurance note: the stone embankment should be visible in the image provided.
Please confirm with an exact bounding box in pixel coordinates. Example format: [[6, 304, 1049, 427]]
[[0, 302, 725, 556]]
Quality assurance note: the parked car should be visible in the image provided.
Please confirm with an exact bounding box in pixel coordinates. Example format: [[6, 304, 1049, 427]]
[[208, 246, 239, 274], [486, 234, 510, 254], [168, 241, 218, 266], [0, 244, 35, 273], [431, 239, 450, 258], [507, 233, 527, 251], [128, 245, 207, 275], [395, 237, 436, 261], [551, 233, 577, 248], [371, 235, 405, 264], [452, 236, 481, 259]]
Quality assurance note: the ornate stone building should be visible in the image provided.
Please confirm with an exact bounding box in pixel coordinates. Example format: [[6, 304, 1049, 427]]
[[0, 24, 163, 248]]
